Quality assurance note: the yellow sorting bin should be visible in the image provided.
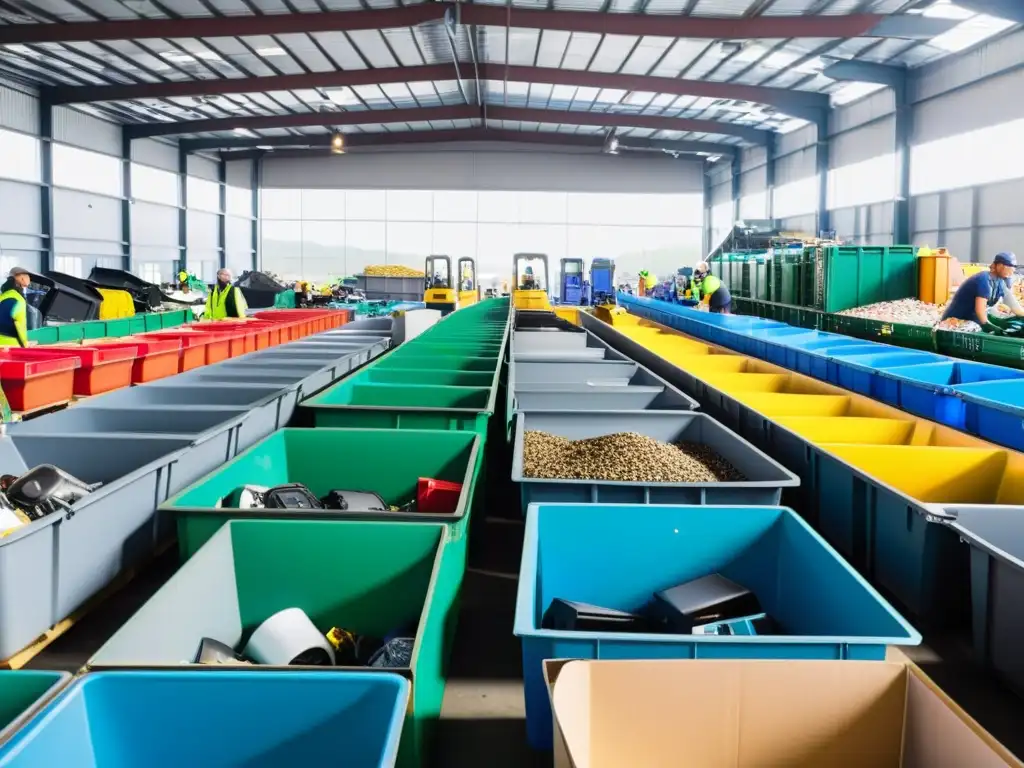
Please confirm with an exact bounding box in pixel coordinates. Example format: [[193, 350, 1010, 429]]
[[732, 393, 853, 417], [775, 417, 919, 446], [818, 444, 1024, 505]]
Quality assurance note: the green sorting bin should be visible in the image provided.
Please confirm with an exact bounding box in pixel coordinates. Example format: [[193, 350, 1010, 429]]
[[818, 245, 918, 313], [127, 316, 147, 335], [105, 317, 132, 338], [145, 313, 166, 331], [365, 367, 496, 387], [378, 354, 499, 372], [55, 323, 85, 342], [305, 381, 495, 432], [88, 519, 460, 768], [0, 671, 69, 742], [26, 326, 59, 345], [163, 427, 483, 561], [81, 320, 107, 339]]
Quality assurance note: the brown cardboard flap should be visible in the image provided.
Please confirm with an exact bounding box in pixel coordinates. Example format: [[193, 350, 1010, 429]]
[[903, 665, 1023, 768]]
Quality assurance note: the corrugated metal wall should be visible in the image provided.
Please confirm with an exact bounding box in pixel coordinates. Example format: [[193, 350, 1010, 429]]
[[0, 79, 42, 273], [225, 158, 255, 276]]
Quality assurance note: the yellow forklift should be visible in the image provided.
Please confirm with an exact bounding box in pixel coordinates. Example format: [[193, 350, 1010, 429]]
[[457, 257, 479, 308], [423, 254, 457, 315], [512, 253, 552, 311]]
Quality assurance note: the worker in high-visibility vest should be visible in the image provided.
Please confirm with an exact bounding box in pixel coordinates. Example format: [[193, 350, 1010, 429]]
[[0, 266, 31, 348], [205, 268, 248, 320], [693, 261, 732, 314]]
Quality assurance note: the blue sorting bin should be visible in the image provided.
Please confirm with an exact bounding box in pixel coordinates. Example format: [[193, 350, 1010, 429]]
[[954, 380, 1024, 452], [747, 327, 818, 364], [942, 504, 1024, 694], [783, 336, 870, 379], [0, 671, 409, 767], [514, 503, 920, 750], [879, 361, 1024, 430], [828, 351, 949, 401]]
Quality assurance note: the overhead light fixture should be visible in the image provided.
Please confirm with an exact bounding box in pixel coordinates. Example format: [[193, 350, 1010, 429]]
[[330, 132, 346, 155], [255, 46, 287, 57], [234, 127, 257, 137], [603, 132, 619, 155]]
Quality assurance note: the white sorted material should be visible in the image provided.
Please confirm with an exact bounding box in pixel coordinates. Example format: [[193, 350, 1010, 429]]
[[836, 299, 943, 326]]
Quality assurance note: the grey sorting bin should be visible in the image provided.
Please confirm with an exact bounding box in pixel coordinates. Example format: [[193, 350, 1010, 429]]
[[511, 410, 798, 514], [0, 434, 196, 658], [512, 360, 637, 386], [511, 329, 587, 354], [512, 327, 628, 363], [943, 505, 1024, 692]]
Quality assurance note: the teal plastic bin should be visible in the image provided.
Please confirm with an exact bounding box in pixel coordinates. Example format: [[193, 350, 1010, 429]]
[[88, 519, 462, 768], [514, 503, 920, 749], [0, 671, 408, 767], [0, 671, 69, 743]]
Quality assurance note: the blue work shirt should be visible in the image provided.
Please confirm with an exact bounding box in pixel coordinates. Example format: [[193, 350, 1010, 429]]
[[941, 270, 1008, 322]]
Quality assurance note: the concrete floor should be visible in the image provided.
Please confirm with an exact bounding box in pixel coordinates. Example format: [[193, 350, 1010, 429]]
[[23, 485, 1024, 767]]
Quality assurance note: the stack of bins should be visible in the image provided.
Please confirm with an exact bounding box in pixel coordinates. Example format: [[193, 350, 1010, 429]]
[[581, 307, 1024, 633], [83, 298, 510, 768], [0, 329, 389, 672], [506, 309, 921, 751]]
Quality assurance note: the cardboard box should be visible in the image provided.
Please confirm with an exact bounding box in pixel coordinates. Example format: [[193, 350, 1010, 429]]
[[544, 659, 1022, 768]]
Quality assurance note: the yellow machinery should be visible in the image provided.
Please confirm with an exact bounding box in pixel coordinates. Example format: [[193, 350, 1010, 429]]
[[457, 257, 479, 308], [513, 253, 552, 311], [423, 254, 457, 314]]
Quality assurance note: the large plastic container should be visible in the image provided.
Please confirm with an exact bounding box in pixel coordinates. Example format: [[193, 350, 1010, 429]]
[[955, 380, 1024, 452], [140, 330, 231, 367], [511, 411, 798, 513], [89, 519, 461, 768], [306, 382, 494, 432], [163, 428, 483, 561], [0, 671, 69, 743], [879, 361, 1024, 431], [514, 502, 920, 749], [918, 249, 952, 304], [512, 363, 698, 412], [377, 354, 496, 372], [365, 367, 494, 388], [0, 353, 78, 412], [92, 338, 181, 384], [0, 671, 408, 768], [9, 345, 137, 396], [0, 433, 198, 659], [826, 350, 949, 401], [511, 360, 636, 386], [942, 504, 1024, 694]]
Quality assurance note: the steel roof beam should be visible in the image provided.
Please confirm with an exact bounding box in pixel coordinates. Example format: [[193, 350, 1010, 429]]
[[488, 105, 768, 144], [0, 4, 958, 46], [128, 102, 768, 142], [49, 62, 828, 119], [186, 127, 736, 156], [822, 60, 907, 89]]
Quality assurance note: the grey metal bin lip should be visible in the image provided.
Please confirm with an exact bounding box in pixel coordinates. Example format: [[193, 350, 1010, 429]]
[[940, 505, 1024, 570], [511, 410, 799, 489], [7, 406, 251, 441], [0, 434, 195, 546], [160, 429, 483, 527]]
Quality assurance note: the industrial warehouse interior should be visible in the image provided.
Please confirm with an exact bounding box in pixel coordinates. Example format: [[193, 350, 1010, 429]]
[[3, 0, 1024, 765]]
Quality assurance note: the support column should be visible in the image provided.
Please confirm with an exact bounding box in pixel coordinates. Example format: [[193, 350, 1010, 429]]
[[731, 154, 741, 225], [702, 164, 712, 258], [765, 133, 776, 221], [218, 157, 227, 270], [178, 146, 188, 274], [121, 134, 132, 272], [251, 152, 261, 272], [893, 76, 912, 245], [39, 95, 54, 273], [815, 113, 831, 237]]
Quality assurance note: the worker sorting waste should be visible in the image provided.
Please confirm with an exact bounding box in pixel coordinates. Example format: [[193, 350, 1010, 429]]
[[206, 268, 248, 320], [692, 261, 732, 314], [941, 252, 1024, 333], [0, 266, 31, 348]]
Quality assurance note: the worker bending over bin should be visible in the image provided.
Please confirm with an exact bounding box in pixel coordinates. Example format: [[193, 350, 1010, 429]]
[[206, 268, 248, 320], [0, 266, 31, 348], [692, 261, 732, 314], [941, 252, 1024, 333]]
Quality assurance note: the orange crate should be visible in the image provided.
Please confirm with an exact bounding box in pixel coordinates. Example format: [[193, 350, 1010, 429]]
[[93, 338, 181, 383], [140, 331, 222, 370], [39, 345, 137, 395], [0, 353, 78, 411]]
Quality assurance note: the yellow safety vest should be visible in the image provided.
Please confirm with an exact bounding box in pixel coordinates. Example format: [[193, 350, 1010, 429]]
[[205, 284, 246, 320], [0, 289, 27, 347]]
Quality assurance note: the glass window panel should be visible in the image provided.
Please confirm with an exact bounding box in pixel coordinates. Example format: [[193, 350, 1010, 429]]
[[346, 190, 386, 220], [0, 129, 41, 184], [301, 189, 345, 220], [131, 164, 178, 206], [227, 186, 251, 218], [433, 190, 478, 222], [739, 191, 768, 220], [773, 177, 818, 218], [261, 220, 302, 277], [828, 153, 896, 209], [566, 193, 623, 225], [519, 192, 567, 224], [53, 144, 121, 197], [187, 177, 220, 213], [345, 220, 386, 274], [262, 188, 301, 219], [53, 255, 83, 278], [478, 191, 520, 223], [476, 223, 518, 278], [911, 118, 1024, 195], [386, 222, 431, 266], [386, 190, 432, 222], [433, 222, 477, 258]]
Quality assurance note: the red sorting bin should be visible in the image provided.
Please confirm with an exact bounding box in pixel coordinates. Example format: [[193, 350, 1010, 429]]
[[0, 351, 79, 411], [139, 331, 218, 371], [93, 338, 181, 384], [23, 345, 137, 396], [417, 477, 463, 514]]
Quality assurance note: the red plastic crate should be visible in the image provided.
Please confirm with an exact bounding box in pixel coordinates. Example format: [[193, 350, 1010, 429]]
[[0, 352, 79, 411], [28, 345, 137, 396], [417, 477, 463, 514], [139, 331, 227, 369], [93, 338, 181, 383]]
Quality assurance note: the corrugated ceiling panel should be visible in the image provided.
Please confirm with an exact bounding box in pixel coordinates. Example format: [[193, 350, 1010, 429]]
[[311, 32, 369, 69], [619, 37, 673, 75], [649, 39, 710, 78], [643, 0, 689, 14], [348, 30, 399, 68], [762, 0, 818, 12], [589, 34, 638, 73], [692, 0, 754, 15], [508, 29, 541, 66], [379, 29, 425, 67], [0, 80, 37, 133], [536, 31, 572, 68], [561, 32, 602, 70], [819, 0, 861, 14]]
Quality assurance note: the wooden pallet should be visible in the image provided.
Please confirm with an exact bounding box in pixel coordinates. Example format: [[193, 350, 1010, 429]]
[[0, 538, 173, 670]]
